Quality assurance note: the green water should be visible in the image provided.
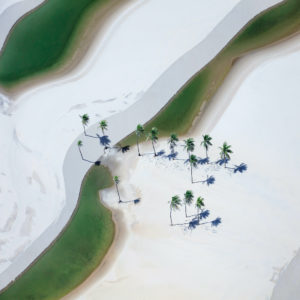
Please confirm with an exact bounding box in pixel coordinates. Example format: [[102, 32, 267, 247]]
[[0, 166, 114, 300]]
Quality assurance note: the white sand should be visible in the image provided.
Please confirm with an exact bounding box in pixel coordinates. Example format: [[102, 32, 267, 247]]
[[69, 34, 300, 300], [0, 0, 282, 291], [0, 0, 45, 50]]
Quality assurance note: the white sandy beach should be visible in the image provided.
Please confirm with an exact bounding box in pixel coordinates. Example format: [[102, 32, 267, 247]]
[[0, 0, 284, 293], [67, 34, 300, 300]]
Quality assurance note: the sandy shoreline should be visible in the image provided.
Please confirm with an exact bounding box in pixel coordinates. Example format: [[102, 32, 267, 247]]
[[0, 0, 137, 98], [68, 33, 300, 300], [0, 0, 45, 51]]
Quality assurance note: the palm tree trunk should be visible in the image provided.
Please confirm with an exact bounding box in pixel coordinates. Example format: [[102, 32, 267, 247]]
[[83, 124, 86, 136], [185, 202, 187, 217], [170, 207, 173, 226], [152, 141, 157, 156], [102, 128, 104, 136], [78, 147, 84, 160], [136, 135, 141, 156], [188, 152, 193, 183], [116, 184, 121, 203], [206, 147, 208, 158], [198, 208, 200, 222]]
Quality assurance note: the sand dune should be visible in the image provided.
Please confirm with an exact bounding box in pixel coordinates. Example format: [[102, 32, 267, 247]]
[[0, 0, 283, 292]]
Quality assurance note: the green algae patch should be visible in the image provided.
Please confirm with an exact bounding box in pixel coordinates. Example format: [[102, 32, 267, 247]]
[[0, 166, 114, 300], [0, 0, 111, 87]]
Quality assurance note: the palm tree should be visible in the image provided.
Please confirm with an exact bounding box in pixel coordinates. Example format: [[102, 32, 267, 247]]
[[170, 195, 181, 226], [184, 138, 195, 179], [80, 114, 89, 135], [77, 140, 83, 159], [219, 142, 233, 167], [184, 190, 194, 217], [196, 196, 205, 221], [114, 176, 121, 203], [148, 127, 159, 156], [201, 134, 212, 158], [184, 138, 195, 154], [135, 124, 145, 156], [99, 120, 108, 136], [189, 154, 198, 183], [168, 133, 179, 155]]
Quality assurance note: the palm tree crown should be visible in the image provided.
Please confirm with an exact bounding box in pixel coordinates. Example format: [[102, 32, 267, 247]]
[[81, 114, 89, 126], [99, 120, 108, 134], [196, 197, 205, 210], [148, 127, 158, 142], [168, 133, 179, 148], [114, 176, 120, 185], [219, 142, 233, 160], [184, 190, 194, 205], [201, 134, 212, 157], [184, 138, 195, 153], [136, 124, 145, 137], [77, 140, 83, 147], [189, 154, 198, 167], [171, 195, 181, 210]]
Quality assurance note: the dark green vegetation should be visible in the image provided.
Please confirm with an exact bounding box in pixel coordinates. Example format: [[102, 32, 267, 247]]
[[0, 0, 299, 299], [0, 166, 114, 300], [122, 0, 300, 145], [0, 0, 112, 86]]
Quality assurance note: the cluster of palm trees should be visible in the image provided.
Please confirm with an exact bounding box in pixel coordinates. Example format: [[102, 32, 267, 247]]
[[80, 114, 108, 137], [77, 116, 241, 229], [134, 124, 236, 228], [135, 124, 233, 183], [77, 114, 109, 162], [170, 191, 205, 226]]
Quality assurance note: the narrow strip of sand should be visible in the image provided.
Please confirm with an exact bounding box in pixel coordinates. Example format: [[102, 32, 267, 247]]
[[0, 0, 283, 292]]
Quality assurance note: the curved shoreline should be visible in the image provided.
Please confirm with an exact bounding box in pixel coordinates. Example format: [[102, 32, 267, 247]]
[[0, 0, 288, 294], [0, 0, 136, 97], [0, 0, 45, 51], [271, 249, 300, 299]]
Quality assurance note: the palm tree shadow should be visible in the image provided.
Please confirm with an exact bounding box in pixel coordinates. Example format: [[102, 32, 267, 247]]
[[120, 198, 141, 205], [215, 158, 229, 166], [233, 163, 248, 173], [96, 134, 111, 147], [84, 133, 98, 139], [198, 157, 209, 165], [157, 150, 165, 156], [164, 151, 178, 160], [81, 157, 101, 166], [211, 217, 222, 227], [186, 211, 222, 230], [120, 145, 130, 153], [193, 175, 215, 186]]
